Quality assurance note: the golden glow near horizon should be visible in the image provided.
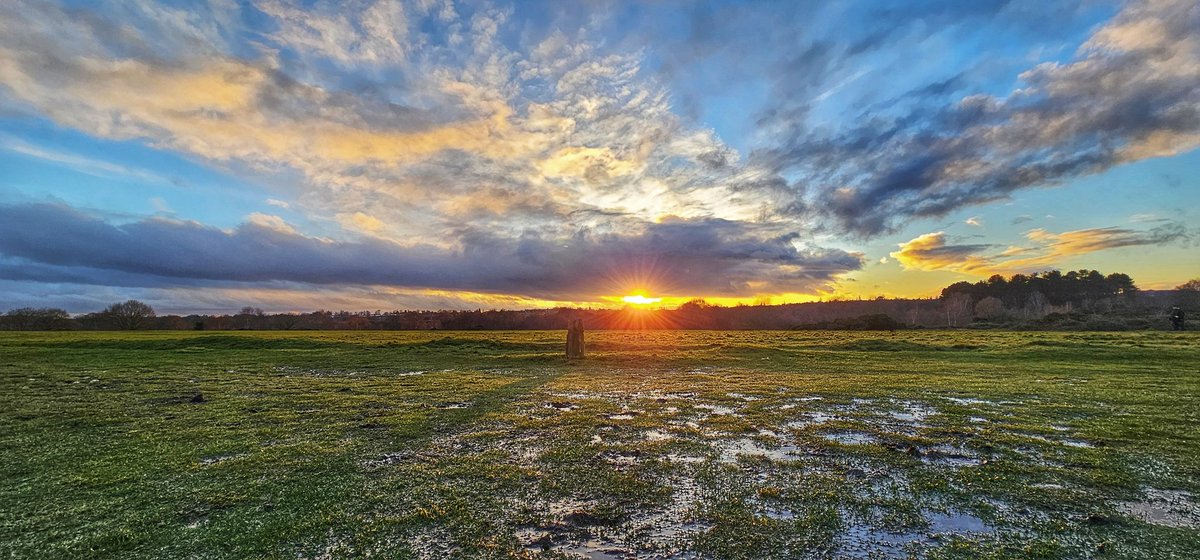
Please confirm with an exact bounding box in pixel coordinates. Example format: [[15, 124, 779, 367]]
[[621, 294, 663, 306]]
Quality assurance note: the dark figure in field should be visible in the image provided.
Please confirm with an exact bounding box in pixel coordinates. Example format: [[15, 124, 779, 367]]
[[566, 318, 585, 359], [1170, 307, 1186, 331]]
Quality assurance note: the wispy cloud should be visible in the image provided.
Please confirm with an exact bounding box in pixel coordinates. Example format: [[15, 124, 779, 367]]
[[891, 224, 1191, 276], [0, 136, 173, 185]]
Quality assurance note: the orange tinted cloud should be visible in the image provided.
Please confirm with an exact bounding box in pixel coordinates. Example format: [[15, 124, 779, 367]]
[[891, 225, 1189, 276]]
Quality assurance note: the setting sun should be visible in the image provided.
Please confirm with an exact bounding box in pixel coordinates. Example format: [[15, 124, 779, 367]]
[[621, 294, 663, 306]]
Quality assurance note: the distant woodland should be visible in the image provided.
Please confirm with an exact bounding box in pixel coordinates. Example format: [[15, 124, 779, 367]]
[[3, 271, 1198, 331]]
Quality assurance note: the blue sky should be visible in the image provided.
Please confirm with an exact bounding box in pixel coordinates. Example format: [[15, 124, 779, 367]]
[[0, 0, 1196, 313]]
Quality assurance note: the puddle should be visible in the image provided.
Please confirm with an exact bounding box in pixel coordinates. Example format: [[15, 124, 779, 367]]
[[437, 402, 470, 409], [762, 504, 796, 520], [821, 431, 877, 445], [926, 510, 990, 533], [645, 429, 673, 442], [887, 401, 938, 423], [361, 451, 418, 468], [546, 401, 579, 412], [918, 444, 983, 467], [1031, 483, 1066, 490], [788, 412, 837, 428], [1023, 434, 1094, 448], [557, 541, 629, 559], [599, 450, 641, 467], [666, 454, 708, 464], [608, 414, 636, 421], [726, 392, 760, 401], [694, 404, 736, 416], [943, 397, 997, 406], [839, 509, 991, 558], [1117, 488, 1200, 529], [718, 437, 803, 462], [199, 453, 243, 466]]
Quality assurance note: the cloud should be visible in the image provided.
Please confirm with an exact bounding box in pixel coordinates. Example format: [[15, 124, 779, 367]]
[[0, 203, 863, 301], [0, 135, 174, 185], [245, 212, 299, 235], [891, 223, 1191, 275], [965, 216, 983, 227], [889, 232, 994, 273], [255, 0, 413, 66], [335, 211, 387, 235], [761, 0, 1200, 235]]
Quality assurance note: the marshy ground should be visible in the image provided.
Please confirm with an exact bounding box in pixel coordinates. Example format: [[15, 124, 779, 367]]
[[1, 330, 1197, 559]]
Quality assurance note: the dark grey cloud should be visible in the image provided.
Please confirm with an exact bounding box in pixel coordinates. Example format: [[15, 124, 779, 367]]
[[0, 203, 863, 300]]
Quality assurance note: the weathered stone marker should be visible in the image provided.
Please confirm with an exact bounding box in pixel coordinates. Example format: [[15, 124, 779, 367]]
[[566, 318, 585, 359]]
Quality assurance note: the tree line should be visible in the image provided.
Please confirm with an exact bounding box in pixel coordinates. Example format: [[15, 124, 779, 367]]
[[3, 272, 1197, 331]]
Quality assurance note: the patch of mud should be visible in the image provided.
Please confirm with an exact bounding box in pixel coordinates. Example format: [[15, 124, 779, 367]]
[[1117, 488, 1200, 529]]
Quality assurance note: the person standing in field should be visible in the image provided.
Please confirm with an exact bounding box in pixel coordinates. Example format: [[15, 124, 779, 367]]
[[1170, 307, 1186, 331]]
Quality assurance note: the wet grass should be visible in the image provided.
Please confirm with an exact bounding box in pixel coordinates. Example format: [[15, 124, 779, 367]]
[[1, 330, 1197, 559]]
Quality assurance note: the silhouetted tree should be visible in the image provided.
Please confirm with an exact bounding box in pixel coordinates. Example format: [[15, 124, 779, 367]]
[[1, 307, 72, 330], [1176, 279, 1200, 309], [104, 300, 156, 330]]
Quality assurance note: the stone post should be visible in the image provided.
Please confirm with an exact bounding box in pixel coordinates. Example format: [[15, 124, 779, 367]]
[[566, 318, 585, 359]]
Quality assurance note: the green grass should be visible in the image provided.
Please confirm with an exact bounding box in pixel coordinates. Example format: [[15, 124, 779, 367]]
[[2, 330, 1197, 559]]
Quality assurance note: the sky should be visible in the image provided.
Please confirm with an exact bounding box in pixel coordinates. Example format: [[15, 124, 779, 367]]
[[0, 0, 1197, 314]]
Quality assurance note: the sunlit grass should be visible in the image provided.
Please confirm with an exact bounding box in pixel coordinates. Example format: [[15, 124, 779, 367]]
[[1, 330, 1197, 559]]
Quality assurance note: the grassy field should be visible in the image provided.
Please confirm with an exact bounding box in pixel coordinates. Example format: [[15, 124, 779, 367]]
[[1, 330, 1198, 559]]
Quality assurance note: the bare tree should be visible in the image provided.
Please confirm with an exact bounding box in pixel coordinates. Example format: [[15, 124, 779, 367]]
[[944, 293, 974, 327], [105, 300, 156, 330], [974, 296, 1006, 319]]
